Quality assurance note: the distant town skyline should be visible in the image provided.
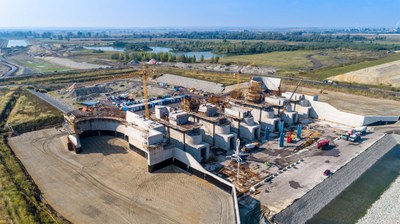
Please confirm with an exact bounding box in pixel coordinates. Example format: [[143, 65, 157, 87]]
[[1, 0, 399, 28]]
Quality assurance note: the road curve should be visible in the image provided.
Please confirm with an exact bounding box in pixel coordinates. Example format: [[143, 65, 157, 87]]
[[0, 59, 18, 76]]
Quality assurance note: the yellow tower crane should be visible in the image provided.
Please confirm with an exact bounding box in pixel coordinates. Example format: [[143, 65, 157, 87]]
[[236, 72, 241, 99], [142, 63, 150, 119], [235, 63, 254, 99]]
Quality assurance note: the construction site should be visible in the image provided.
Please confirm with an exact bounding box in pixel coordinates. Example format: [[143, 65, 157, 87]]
[[5, 62, 400, 224]]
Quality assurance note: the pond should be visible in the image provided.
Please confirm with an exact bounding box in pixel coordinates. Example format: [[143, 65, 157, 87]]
[[7, 40, 28, 47], [149, 46, 222, 60]]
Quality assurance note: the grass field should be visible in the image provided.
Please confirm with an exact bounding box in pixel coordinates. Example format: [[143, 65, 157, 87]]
[[0, 89, 64, 223], [0, 91, 16, 115], [9, 55, 72, 73], [67, 50, 118, 66], [220, 50, 314, 69], [7, 91, 63, 133], [220, 49, 389, 72]]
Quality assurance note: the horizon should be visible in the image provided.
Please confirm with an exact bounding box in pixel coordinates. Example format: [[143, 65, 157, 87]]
[[1, 0, 399, 29]]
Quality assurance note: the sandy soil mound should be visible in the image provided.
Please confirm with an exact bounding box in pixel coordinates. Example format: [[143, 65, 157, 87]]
[[329, 59, 400, 87], [40, 56, 109, 69]]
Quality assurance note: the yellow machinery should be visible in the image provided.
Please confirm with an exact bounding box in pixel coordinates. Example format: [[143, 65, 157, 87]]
[[142, 63, 150, 119]]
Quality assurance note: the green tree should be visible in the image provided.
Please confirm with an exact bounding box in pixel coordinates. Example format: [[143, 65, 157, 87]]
[[167, 52, 173, 62], [200, 54, 204, 62]]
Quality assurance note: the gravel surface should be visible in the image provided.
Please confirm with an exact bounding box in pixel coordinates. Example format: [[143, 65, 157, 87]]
[[9, 128, 235, 224], [156, 74, 225, 93], [160, 62, 276, 75]]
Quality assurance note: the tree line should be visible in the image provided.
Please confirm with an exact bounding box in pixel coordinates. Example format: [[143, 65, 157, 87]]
[[149, 40, 400, 55], [110, 51, 220, 63]]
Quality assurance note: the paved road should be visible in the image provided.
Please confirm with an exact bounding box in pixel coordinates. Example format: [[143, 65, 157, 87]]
[[0, 58, 18, 76], [28, 89, 74, 114]]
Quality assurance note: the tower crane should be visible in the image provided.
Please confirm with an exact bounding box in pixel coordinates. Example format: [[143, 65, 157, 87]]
[[142, 63, 150, 119], [235, 63, 254, 99]]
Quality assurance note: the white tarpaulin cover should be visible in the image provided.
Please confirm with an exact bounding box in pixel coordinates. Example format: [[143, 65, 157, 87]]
[[252, 77, 281, 91]]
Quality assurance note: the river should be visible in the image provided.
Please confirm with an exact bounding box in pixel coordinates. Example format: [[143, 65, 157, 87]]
[[307, 145, 400, 224]]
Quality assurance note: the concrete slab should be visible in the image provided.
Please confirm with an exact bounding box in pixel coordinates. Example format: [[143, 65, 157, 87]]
[[254, 131, 384, 215], [9, 128, 234, 224]]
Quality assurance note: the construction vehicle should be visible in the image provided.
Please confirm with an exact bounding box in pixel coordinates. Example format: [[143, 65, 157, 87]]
[[293, 130, 320, 152], [342, 126, 366, 142], [349, 132, 361, 142], [317, 139, 330, 150], [243, 142, 260, 153], [323, 169, 332, 176], [319, 88, 327, 94]]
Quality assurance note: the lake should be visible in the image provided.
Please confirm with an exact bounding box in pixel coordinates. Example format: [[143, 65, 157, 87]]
[[150, 46, 222, 60], [83, 46, 125, 52], [82, 45, 221, 60], [7, 39, 28, 48], [307, 145, 400, 224]]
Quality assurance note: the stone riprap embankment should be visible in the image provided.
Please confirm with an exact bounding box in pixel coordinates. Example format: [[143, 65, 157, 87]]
[[273, 134, 400, 224]]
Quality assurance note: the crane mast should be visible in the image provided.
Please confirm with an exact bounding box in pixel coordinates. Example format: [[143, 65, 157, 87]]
[[236, 72, 241, 99], [142, 63, 150, 119]]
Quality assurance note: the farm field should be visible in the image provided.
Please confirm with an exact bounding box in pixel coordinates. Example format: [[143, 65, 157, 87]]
[[7, 91, 63, 133]]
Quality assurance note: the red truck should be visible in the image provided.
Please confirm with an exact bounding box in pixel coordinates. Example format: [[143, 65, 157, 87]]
[[317, 139, 330, 150]]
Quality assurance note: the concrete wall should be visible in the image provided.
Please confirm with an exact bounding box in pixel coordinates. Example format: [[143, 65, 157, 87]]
[[148, 147, 173, 166], [273, 134, 400, 224], [294, 104, 311, 119], [306, 95, 399, 127], [169, 128, 185, 149], [309, 100, 365, 127], [363, 115, 399, 126]]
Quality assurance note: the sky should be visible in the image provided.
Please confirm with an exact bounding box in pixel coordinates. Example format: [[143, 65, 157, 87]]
[[0, 0, 399, 28]]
